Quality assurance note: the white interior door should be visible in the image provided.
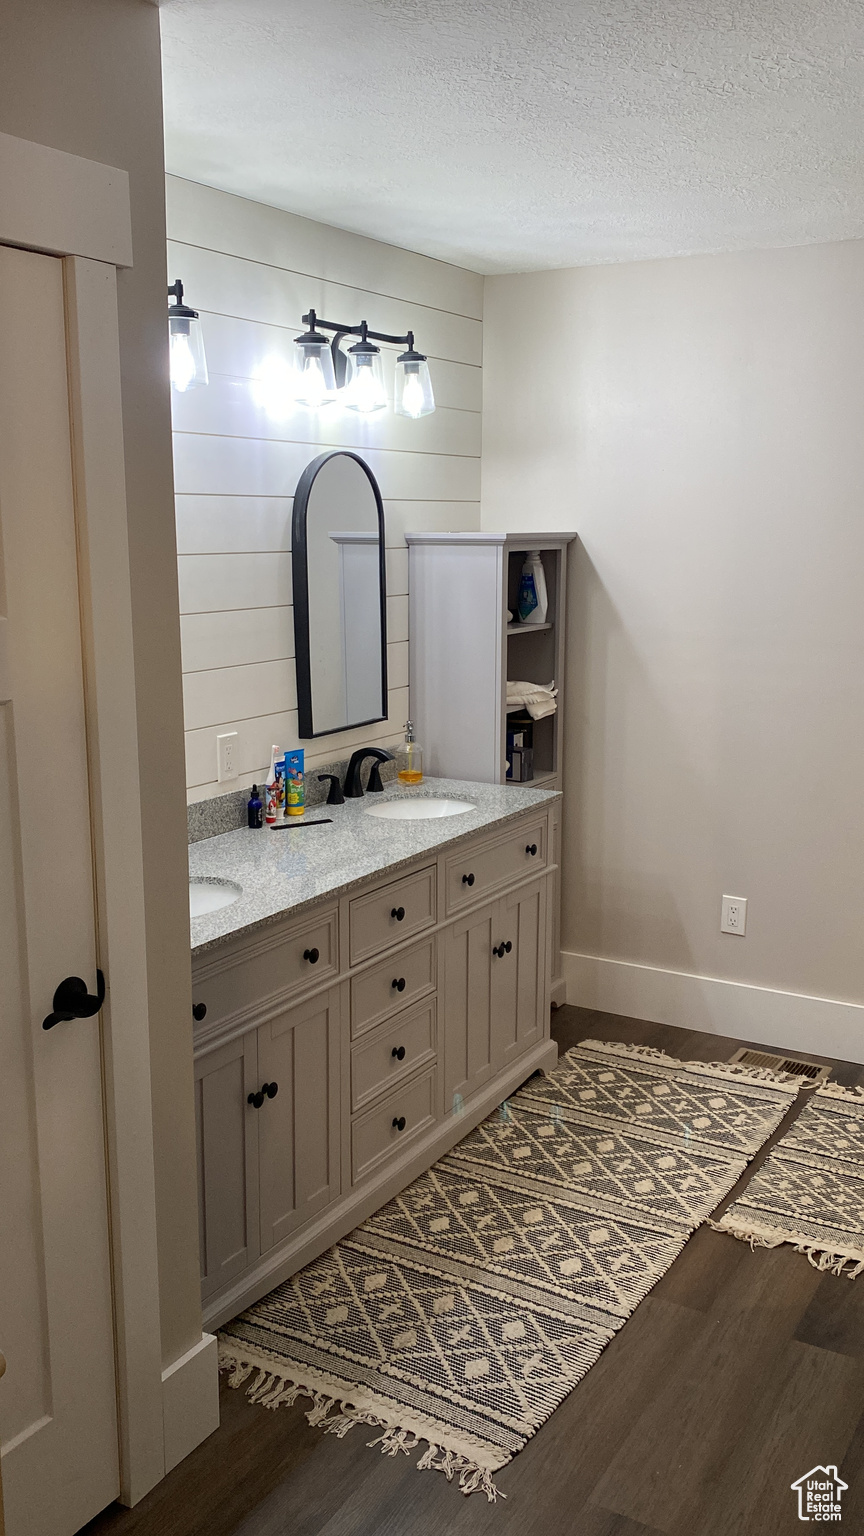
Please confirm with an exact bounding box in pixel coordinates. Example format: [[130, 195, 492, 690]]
[[0, 245, 119, 1535]]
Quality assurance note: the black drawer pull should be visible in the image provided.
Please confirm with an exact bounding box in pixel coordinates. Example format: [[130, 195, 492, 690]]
[[462, 872, 475, 886], [492, 943, 503, 958], [392, 1115, 407, 1131], [303, 947, 320, 963], [392, 1045, 406, 1061], [392, 976, 406, 991], [263, 1081, 279, 1098], [526, 843, 538, 856], [192, 1001, 207, 1021], [504, 940, 512, 953], [248, 1089, 264, 1109], [391, 906, 406, 921]]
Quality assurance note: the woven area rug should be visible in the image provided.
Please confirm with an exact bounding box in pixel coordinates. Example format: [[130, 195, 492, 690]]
[[714, 1081, 864, 1277], [219, 1038, 798, 1500]]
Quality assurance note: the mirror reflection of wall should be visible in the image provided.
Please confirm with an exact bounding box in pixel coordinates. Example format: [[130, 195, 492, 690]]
[[293, 451, 388, 737]]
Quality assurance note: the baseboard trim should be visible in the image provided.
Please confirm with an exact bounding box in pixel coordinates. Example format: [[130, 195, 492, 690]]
[[161, 1333, 219, 1475], [563, 951, 864, 1064]]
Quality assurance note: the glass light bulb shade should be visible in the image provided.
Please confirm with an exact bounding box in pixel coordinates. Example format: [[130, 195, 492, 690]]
[[343, 350, 387, 413], [395, 357, 434, 417], [251, 354, 298, 419], [169, 317, 208, 391], [293, 340, 337, 407]]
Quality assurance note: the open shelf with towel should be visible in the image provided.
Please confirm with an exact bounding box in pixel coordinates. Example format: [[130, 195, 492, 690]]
[[406, 531, 576, 1002]]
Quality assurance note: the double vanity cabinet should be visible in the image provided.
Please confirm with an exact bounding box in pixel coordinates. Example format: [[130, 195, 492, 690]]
[[190, 783, 559, 1330]]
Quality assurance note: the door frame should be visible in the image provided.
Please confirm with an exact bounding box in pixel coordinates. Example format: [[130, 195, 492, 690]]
[[0, 131, 166, 1505]]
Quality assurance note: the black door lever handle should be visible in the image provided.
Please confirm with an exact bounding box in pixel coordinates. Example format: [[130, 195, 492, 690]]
[[43, 970, 105, 1030]]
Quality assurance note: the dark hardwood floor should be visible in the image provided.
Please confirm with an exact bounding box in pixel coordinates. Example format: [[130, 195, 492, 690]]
[[85, 1007, 864, 1536]]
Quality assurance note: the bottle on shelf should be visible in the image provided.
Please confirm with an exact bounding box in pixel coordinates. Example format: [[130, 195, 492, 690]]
[[517, 551, 548, 624]]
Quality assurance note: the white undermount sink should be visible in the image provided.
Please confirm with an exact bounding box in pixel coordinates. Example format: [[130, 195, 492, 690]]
[[363, 797, 475, 821], [189, 877, 243, 918]]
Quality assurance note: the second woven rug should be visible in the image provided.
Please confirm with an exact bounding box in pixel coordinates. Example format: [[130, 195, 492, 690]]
[[714, 1080, 864, 1276]]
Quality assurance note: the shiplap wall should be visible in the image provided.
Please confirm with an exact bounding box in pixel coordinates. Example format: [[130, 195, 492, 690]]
[[166, 176, 483, 800]]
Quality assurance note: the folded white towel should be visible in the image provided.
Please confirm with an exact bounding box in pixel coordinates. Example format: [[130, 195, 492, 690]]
[[506, 679, 558, 721]]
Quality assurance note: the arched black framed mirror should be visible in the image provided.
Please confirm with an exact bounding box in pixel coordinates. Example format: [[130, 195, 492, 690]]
[[292, 450, 388, 738]]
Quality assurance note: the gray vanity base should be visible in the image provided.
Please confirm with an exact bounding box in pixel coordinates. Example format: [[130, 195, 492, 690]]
[[191, 793, 559, 1331]]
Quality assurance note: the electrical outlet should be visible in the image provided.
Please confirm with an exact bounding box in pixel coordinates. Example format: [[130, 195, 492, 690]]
[[216, 731, 239, 783], [721, 895, 747, 936]]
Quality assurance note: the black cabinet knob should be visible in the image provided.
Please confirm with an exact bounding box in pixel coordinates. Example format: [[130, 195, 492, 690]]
[[462, 872, 475, 886], [392, 976, 406, 991], [391, 906, 405, 921], [248, 1082, 278, 1109], [492, 943, 502, 958], [504, 940, 513, 953], [392, 1045, 406, 1061], [192, 1001, 207, 1021], [392, 1115, 407, 1131], [526, 843, 538, 857], [303, 947, 320, 963]]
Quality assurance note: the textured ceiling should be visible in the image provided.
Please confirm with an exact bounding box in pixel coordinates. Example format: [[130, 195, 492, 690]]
[[159, 0, 864, 273]]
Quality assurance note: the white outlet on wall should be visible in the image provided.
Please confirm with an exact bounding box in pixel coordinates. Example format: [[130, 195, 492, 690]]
[[721, 895, 747, 936], [216, 731, 239, 783]]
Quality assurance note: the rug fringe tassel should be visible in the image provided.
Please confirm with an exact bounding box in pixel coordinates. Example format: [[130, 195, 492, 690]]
[[710, 1220, 864, 1279], [793, 1244, 864, 1279], [218, 1347, 505, 1500], [708, 1219, 786, 1250], [577, 1038, 800, 1089]]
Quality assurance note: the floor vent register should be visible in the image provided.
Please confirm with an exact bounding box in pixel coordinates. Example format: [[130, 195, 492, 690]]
[[729, 1048, 832, 1086]]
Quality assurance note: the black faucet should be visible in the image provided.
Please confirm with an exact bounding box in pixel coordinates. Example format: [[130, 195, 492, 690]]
[[343, 747, 394, 797]]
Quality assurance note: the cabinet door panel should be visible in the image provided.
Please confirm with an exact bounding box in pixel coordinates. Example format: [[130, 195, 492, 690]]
[[257, 987, 341, 1254], [493, 877, 548, 1070], [442, 903, 496, 1109], [195, 1034, 259, 1300]]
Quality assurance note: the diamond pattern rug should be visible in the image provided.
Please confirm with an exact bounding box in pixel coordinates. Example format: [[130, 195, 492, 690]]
[[219, 1038, 798, 1500], [714, 1081, 864, 1277]]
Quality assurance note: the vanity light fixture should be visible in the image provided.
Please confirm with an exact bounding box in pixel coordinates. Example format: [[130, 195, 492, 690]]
[[294, 309, 435, 417], [343, 325, 387, 414], [293, 315, 339, 408], [395, 336, 435, 418], [167, 279, 208, 392]]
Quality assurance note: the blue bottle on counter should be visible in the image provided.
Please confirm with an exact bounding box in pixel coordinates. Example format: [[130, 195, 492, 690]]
[[247, 784, 263, 828]]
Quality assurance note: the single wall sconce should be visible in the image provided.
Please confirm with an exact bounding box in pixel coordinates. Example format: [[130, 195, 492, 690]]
[[294, 310, 435, 417], [168, 279, 208, 392]]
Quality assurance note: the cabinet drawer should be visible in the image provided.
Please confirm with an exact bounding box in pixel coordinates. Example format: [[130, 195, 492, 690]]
[[445, 817, 548, 914], [351, 999, 437, 1112], [348, 865, 436, 966], [351, 934, 436, 1038], [192, 907, 338, 1029], [351, 1068, 437, 1184]]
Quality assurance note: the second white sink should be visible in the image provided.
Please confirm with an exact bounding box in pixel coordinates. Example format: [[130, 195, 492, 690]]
[[190, 877, 242, 918], [364, 797, 475, 821]]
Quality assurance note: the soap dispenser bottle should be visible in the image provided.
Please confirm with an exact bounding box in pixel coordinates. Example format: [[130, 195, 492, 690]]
[[397, 721, 423, 784]]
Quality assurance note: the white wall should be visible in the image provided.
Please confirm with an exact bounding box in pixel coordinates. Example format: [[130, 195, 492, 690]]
[[482, 240, 864, 1057], [166, 177, 483, 799]]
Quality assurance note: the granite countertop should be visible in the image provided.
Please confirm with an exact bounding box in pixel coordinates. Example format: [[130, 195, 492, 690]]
[[188, 776, 559, 958]]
